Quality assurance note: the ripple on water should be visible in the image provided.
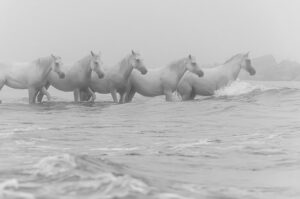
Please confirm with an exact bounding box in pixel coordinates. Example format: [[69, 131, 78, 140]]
[[1, 81, 300, 199], [0, 154, 152, 198]]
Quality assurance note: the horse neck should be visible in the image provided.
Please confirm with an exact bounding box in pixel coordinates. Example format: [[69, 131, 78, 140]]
[[77, 55, 92, 76], [168, 58, 187, 81], [220, 58, 243, 81], [36, 57, 53, 76], [118, 57, 134, 80]]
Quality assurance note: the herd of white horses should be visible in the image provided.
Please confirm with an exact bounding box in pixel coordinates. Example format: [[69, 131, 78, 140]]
[[0, 50, 256, 104]]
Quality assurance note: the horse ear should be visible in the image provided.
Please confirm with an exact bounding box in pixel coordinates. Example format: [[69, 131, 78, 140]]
[[91, 51, 95, 57], [132, 50, 135, 55], [245, 52, 250, 57], [98, 51, 101, 56], [188, 54, 192, 59], [51, 54, 56, 59]]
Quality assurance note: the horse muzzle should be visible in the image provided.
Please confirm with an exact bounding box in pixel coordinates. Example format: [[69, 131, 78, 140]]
[[59, 72, 65, 79], [249, 68, 256, 76], [97, 72, 105, 79], [141, 68, 148, 75], [196, 70, 204, 77]]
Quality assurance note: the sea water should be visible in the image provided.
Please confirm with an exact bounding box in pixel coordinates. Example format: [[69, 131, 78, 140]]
[[0, 80, 300, 199]]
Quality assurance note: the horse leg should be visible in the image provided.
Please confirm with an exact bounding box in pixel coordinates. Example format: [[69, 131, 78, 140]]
[[111, 90, 118, 103], [37, 83, 50, 103], [78, 88, 85, 101], [164, 90, 174, 102], [74, 89, 80, 102], [0, 78, 5, 103], [125, 87, 136, 103], [119, 92, 125, 104], [28, 87, 37, 104], [78, 88, 92, 101], [41, 87, 51, 102], [87, 87, 96, 102], [177, 81, 194, 101]]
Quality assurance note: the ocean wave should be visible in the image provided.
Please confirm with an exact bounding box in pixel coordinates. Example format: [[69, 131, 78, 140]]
[[0, 179, 35, 199], [13, 126, 48, 133], [156, 192, 193, 199], [155, 139, 222, 158], [177, 183, 257, 199], [90, 147, 140, 151], [169, 139, 213, 151], [33, 154, 77, 177], [213, 80, 300, 100], [214, 80, 274, 97], [175, 183, 292, 199], [29, 154, 151, 198]]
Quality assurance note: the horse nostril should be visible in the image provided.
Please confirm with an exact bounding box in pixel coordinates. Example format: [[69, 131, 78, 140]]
[[198, 70, 204, 77], [98, 73, 104, 78], [60, 73, 65, 79]]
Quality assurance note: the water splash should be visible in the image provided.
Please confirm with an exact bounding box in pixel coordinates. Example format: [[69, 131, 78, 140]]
[[214, 80, 272, 97], [0, 179, 35, 199], [33, 154, 77, 177], [170, 139, 212, 151], [28, 154, 151, 198]]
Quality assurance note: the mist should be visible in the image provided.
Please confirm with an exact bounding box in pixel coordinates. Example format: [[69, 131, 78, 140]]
[[0, 0, 300, 67]]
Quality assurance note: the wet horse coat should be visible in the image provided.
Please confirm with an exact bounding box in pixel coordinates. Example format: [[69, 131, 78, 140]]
[[177, 53, 256, 100], [125, 55, 204, 102], [79, 51, 147, 103], [36, 52, 104, 102], [0, 55, 64, 104]]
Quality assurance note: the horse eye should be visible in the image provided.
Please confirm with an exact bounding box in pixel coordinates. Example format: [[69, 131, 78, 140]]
[[136, 59, 140, 62], [55, 62, 59, 66]]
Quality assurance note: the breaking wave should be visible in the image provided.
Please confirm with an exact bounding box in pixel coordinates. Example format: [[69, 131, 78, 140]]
[[1, 154, 152, 199], [214, 80, 274, 97]]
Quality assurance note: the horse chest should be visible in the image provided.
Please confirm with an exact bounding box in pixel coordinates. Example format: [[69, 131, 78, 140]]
[[111, 75, 127, 89], [161, 75, 177, 90]]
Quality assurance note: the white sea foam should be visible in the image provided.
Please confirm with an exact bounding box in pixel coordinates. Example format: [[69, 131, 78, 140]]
[[13, 126, 48, 133], [0, 179, 35, 199], [170, 139, 212, 151], [90, 147, 139, 151], [214, 80, 272, 97], [30, 154, 151, 198], [33, 154, 77, 177], [156, 192, 193, 199]]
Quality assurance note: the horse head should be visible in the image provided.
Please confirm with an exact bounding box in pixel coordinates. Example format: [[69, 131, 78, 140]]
[[90, 51, 105, 78], [51, 54, 65, 79], [186, 55, 204, 77], [129, 50, 148, 75], [241, 52, 256, 76]]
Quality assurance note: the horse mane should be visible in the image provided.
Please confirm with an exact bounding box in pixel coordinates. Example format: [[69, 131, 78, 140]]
[[35, 56, 53, 70], [117, 53, 134, 70], [119, 54, 130, 66], [224, 53, 243, 64], [77, 54, 93, 68], [167, 57, 187, 71]]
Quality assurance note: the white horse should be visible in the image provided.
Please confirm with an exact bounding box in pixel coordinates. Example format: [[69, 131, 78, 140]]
[[0, 55, 64, 104], [78, 50, 148, 103], [36, 51, 104, 102], [177, 53, 256, 100], [125, 55, 203, 102]]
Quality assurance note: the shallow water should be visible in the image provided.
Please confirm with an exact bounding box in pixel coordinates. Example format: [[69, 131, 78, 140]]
[[0, 80, 300, 199]]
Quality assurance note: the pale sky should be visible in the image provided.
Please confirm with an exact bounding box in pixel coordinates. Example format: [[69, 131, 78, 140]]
[[0, 0, 300, 67]]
